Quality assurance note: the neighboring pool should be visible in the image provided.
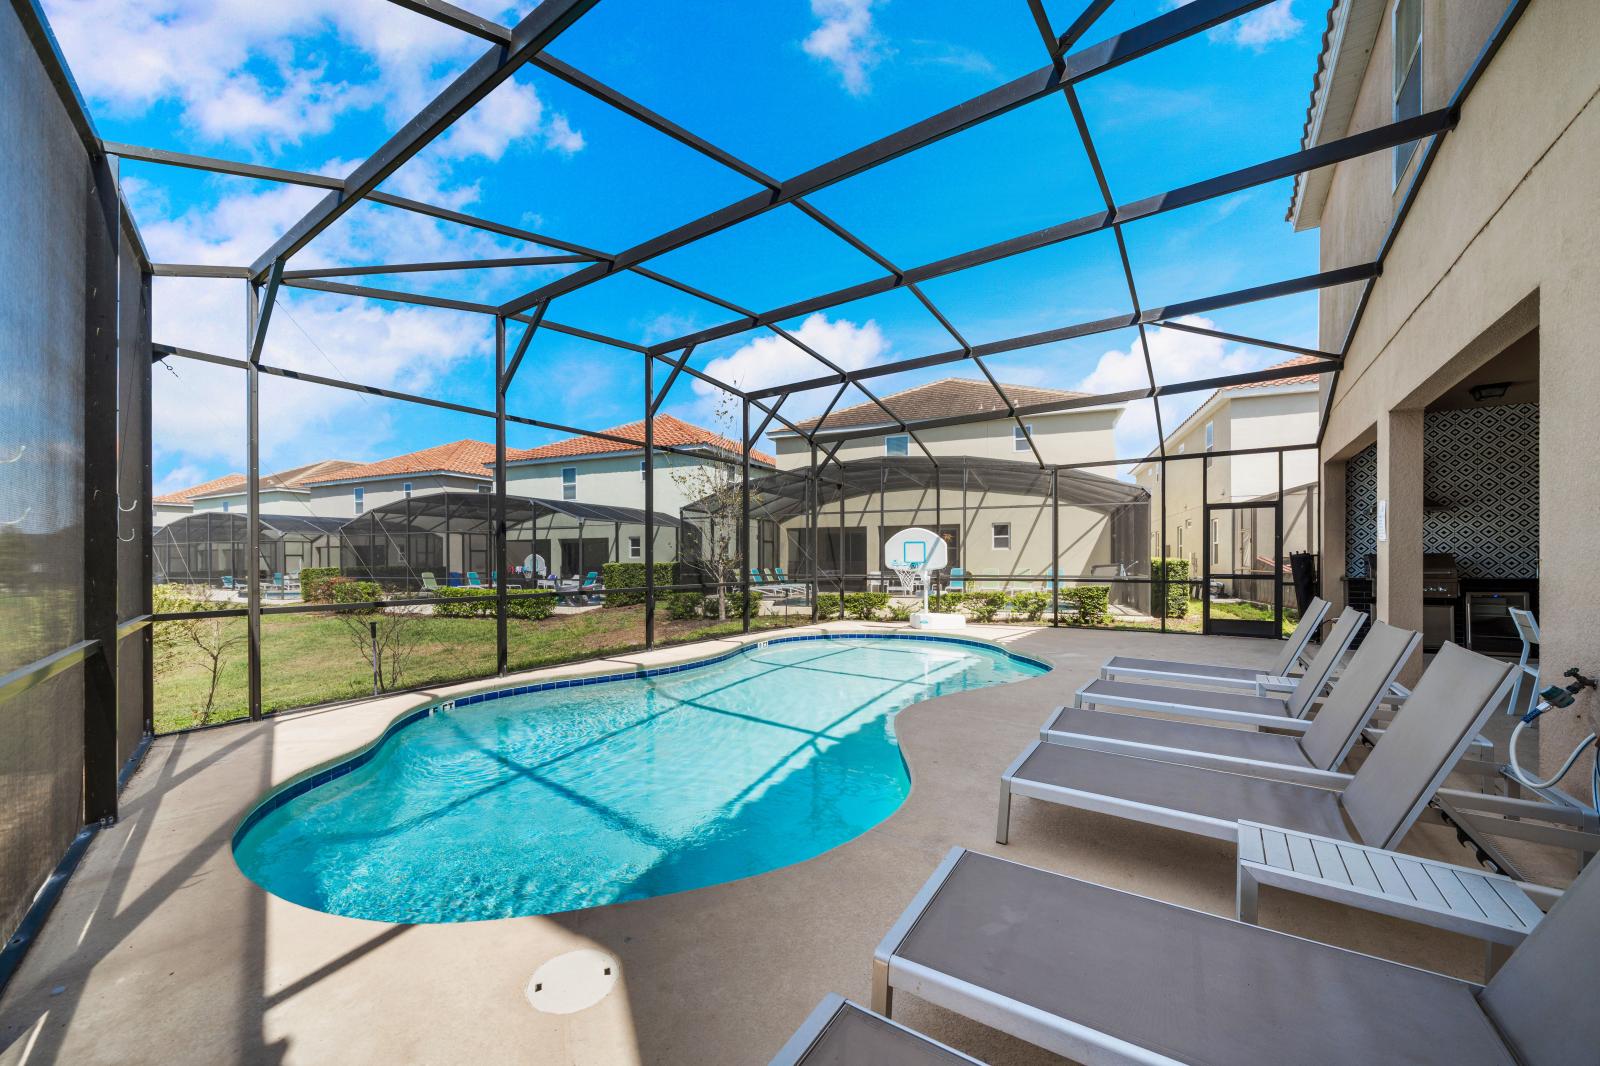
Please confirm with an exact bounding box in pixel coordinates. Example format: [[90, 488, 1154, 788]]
[[233, 634, 1047, 923]]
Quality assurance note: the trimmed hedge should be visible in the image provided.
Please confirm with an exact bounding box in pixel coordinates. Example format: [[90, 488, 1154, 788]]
[[664, 592, 704, 620], [929, 590, 965, 613], [1056, 584, 1111, 626], [815, 593, 844, 620], [1152, 557, 1190, 619], [300, 567, 343, 603], [965, 590, 1009, 623], [599, 562, 676, 606], [432, 586, 556, 620], [845, 591, 890, 620], [329, 579, 383, 613], [1008, 590, 1049, 621]]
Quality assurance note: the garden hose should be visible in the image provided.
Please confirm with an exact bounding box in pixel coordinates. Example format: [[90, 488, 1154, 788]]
[[1506, 669, 1598, 809]]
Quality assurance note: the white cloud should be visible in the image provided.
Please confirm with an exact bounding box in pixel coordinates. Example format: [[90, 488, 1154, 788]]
[[803, 0, 887, 95], [1076, 316, 1263, 457], [40, 0, 585, 154], [694, 313, 889, 419], [1165, 0, 1303, 51]]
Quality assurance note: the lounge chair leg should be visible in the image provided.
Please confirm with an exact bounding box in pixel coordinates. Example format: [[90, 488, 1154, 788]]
[[1485, 941, 1513, 981], [996, 780, 1012, 845], [871, 958, 892, 1017], [1236, 866, 1259, 924]]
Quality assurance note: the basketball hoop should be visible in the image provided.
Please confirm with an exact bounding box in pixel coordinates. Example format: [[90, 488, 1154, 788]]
[[884, 528, 948, 617], [890, 564, 923, 598]]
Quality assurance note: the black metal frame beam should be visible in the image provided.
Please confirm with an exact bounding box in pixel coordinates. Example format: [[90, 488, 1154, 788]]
[[249, 0, 601, 279], [643, 110, 1446, 357], [753, 262, 1372, 402], [498, 0, 1278, 316]]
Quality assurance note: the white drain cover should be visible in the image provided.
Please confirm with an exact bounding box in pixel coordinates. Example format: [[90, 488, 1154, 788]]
[[526, 949, 619, 1014]]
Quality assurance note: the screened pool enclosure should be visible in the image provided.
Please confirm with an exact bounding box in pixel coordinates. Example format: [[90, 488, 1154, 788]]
[[338, 491, 679, 589], [10, 0, 1524, 958]]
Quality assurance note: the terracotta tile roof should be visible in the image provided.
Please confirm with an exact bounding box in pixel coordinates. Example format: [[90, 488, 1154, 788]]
[[154, 472, 245, 505], [784, 378, 1090, 434], [505, 414, 776, 466], [306, 440, 497, 484], [1220, 355, 1325, 391], [189, 458, 358, 498]]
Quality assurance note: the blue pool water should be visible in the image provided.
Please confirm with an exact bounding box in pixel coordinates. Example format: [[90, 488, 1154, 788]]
[[233, 635, 1045, 923]]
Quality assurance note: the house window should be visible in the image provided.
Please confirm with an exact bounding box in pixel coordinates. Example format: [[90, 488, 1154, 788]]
[[629, 536, 642, 559], [640, 460, 647, 480], [1211, 519, 1220, 566], [477, 484, 490, 494], [992, 522, 1011, 550], [403, 481, 413, 498], [562, 466, 577, 500], [353, 487, 364, 515], [221, 500, 230, 513], [884, 434, 909, 456], [1393, 0, 1422, 183], [1013, 424, 1033, 452], [1204, 421, 1214, 451]]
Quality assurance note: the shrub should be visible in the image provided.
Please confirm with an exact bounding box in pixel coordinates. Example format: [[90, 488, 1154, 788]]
[[965, 591, 1008, 623], [299, 567, 342, 603], [887, 602, 913, 622], [1057, 584, 1111, 626], [329, 579, 384, 614], [1152, 557, 1190, 619], [599, 562, 676, 606], [664, 591, 704, 620], [1008, 590, 1049, 622], [929, 590, 966, 613], [705, 590, 762, 620], [815, 592, 844, 620], [844, 591, 890, 620], [430, 586, 556, 619]]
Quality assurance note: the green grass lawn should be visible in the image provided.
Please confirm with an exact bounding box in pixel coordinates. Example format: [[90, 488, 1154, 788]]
[[153, 605, 803, 734]]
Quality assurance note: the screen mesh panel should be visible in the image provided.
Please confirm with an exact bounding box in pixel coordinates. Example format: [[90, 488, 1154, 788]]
[[0, 4, 91, 940]]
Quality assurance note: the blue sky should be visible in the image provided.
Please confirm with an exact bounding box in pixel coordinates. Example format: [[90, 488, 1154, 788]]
[[40, 0, 1346, 493]]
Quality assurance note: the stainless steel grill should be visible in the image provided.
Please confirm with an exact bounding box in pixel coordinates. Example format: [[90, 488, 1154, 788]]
[[1423, 553, 1461, 651]]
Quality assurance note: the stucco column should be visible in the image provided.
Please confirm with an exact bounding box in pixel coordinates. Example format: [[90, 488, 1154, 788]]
[[1377, 409, 1425, 684], [1540, 272, 1600, 802], [1320, 455, 1348, 624]]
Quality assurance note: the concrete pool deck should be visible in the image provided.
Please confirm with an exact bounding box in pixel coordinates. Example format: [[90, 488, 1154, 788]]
[[0, 624, 1571, 1065]]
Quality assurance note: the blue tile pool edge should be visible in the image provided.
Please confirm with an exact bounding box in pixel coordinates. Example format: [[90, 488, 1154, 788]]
[[230, 631, 1050, 850]]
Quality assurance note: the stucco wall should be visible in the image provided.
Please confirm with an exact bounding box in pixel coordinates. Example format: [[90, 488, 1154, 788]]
[[1319, 0, 1600, 784], [771, 409, 1121, 469]]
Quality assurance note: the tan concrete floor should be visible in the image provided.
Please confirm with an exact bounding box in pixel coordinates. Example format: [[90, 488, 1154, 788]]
[[0, 624, 1578, 1066]]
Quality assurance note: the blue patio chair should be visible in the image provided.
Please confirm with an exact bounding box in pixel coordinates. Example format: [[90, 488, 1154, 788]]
[[221, 575, 234, 590], [466, 571, 484, 588], [420, 572, 439, 592], [947, 567, 965, 591]]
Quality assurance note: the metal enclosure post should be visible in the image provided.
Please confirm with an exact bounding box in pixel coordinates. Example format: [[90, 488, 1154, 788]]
[[83, 153, 121, 822], [643, 353, 655, 648], [740, 399, 751, 633], [1050, 468, 1060, 627], [244, 283, 262, 721], [139, 268, 155, 735], [809, 445, 819, 622], [494, 317, 508, 675]]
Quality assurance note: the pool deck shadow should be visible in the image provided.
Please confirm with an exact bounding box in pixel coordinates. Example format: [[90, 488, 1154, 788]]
[[0, 623, 1568, 1066]]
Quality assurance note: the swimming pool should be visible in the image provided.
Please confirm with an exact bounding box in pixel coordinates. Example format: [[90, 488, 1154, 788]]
[[233, 634, 1046, 923]]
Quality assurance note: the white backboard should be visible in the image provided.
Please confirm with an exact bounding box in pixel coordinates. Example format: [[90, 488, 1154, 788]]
[[885, 527, 949, 572]]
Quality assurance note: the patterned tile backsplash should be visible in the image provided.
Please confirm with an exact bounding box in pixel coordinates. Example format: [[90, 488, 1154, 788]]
[[1344, 403, 1538, 580]]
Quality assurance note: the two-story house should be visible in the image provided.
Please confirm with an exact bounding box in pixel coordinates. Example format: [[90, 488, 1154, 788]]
[[1298, 0, 1591, 775], [763, 378, 1133, 588], [1133, 357, 1321, 590]]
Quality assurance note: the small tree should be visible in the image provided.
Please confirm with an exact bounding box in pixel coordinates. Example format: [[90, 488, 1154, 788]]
[[329, 580, 421, 693], [671, 387, 747, 622], [152, 584, 246, 726]]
